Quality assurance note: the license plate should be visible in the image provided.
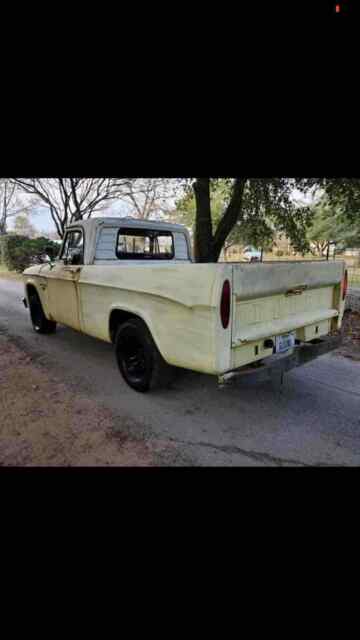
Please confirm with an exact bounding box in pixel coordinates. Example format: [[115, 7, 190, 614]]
[[275, 332, 296, 354]]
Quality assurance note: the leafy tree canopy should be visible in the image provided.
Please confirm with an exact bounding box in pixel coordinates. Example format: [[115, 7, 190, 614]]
[[174, 178, 313, 261], [307, 193, 360, 255], [299, 178, 360, 223]]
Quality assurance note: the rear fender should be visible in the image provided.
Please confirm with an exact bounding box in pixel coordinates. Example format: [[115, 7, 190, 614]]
[[109, 304, 165, 359]]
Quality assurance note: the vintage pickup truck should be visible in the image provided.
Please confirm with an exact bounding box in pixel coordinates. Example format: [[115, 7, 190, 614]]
[[22, 217, 347, 392]]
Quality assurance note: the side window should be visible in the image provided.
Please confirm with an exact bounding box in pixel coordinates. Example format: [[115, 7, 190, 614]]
[[60, 229, 84, 265], [116, 228, 174, 260]]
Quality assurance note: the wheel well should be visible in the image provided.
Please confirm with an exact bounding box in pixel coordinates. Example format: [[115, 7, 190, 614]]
[[26, 284, 39, 300], [109, 309, 143, 343]]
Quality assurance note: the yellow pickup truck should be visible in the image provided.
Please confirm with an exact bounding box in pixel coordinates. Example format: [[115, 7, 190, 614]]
[[22, 218, 347, 392]]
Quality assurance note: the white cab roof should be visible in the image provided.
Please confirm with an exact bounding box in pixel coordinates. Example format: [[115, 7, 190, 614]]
[[67, 217, 187, 234], [65, 217, 191, 264]]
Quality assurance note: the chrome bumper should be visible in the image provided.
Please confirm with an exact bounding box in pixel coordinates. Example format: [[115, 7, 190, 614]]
[[223, 333, 342, 384]]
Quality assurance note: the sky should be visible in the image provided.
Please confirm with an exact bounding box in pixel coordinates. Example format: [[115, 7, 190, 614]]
[[7, 182, 181, 237], [7, 199, 132, 236], [7, 184, 318, 238]]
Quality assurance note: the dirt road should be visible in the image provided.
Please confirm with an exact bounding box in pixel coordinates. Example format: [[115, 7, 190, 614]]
[[1, 277, 360, 466]]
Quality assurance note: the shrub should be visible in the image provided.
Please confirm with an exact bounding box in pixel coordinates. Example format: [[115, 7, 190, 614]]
[[0, 234, 28, 271], [0, 235, 59, 272], [275, 249, 284, 257]]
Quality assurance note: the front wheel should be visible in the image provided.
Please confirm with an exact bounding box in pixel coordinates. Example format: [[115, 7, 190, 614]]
[[29, 290, 57, 334], [115, 318, 175, 392]]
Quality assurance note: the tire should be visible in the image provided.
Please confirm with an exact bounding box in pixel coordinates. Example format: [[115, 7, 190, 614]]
[[28, 290, 57, 334], [115, 318, 174, 392]]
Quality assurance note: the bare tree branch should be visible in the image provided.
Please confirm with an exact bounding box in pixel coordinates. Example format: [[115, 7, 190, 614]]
[[0, 179, 36, 235], [116, 179, 179, 220], [11, 178, 132, 237]]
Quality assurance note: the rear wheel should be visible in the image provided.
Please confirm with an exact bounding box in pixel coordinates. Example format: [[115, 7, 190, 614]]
[[115, 318, 174, 392], [28, 290, 57, 334]]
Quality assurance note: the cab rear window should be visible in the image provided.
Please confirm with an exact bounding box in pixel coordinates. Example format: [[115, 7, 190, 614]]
[[116, 228, 174, 260]]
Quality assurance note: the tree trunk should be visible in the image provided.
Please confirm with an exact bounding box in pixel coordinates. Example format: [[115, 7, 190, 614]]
[[193, 178, 247, 263], [212, 178, 247, 262], [193, 178, 214, 262], [1, 182, 7, 235]]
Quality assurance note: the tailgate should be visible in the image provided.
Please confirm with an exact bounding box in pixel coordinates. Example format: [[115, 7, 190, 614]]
[[231, 260, 345, 350]]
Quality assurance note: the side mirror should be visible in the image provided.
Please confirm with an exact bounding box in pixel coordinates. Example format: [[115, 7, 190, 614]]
[[42, 254, 56, 269]]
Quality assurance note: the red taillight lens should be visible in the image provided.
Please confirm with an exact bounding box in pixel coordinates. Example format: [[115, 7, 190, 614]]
[[342, 269, 348, 300], [220, 279, 231, 329]]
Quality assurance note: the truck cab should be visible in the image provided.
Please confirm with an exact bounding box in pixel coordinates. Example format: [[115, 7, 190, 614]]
[[59, 217, 192, 266]]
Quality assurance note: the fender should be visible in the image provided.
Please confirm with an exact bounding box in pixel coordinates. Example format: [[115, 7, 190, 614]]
[[24, 276, 53, 321], [108, 303, 167, 361]]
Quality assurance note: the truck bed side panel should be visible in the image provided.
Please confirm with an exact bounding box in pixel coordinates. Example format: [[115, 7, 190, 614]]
[[77, 263, 222, 374]]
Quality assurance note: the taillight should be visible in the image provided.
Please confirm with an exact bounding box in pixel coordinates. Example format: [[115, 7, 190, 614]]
[[220, 279, 231, 329], [342, 269, 348, 300]]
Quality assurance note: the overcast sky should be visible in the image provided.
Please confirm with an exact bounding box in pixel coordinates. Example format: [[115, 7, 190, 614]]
[[7, 185, 318, 238], [7, 199, 132, 236]]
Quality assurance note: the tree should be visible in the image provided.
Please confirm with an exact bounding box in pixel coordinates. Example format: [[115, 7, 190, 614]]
[[117, 179, 179, 220], [174, 180, 274, 259], [299, 178, 360, 224], [12, 178, 132, 238], [0, 235, 59, 272], [37, 229, 62, 241], [307, 194, 360, 256], [174, 178, 313, 262], [13, 214, 37, 238], [173, 179, 229, 229], [0, 179, 35, 235], [307, 196, 338, 256], [230, 216, 275, 260]]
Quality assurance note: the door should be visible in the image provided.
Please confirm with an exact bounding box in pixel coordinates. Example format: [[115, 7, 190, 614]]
[[46, 228, 84, 330]]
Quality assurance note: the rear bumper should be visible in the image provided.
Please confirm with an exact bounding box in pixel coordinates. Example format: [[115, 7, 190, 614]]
[[224, 333, 342, 383]]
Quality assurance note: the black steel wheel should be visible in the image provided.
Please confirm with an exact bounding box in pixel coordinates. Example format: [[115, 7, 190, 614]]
[[115, 318, 174, 392], [29, 290, 57, 334]]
